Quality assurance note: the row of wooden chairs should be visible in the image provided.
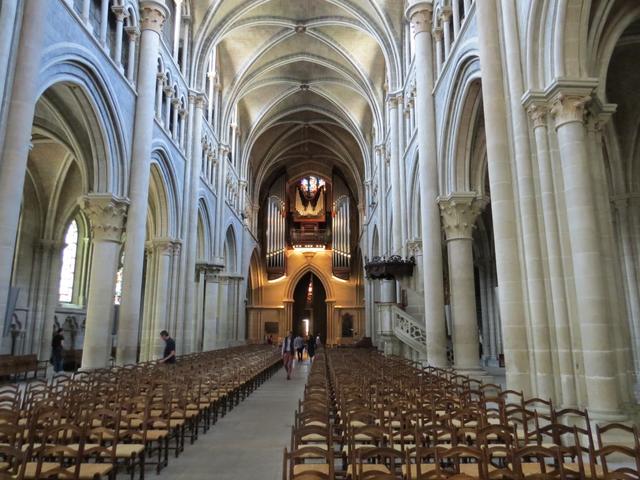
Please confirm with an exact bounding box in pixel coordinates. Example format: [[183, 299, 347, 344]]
[[0, 345, 282, 479], [285, 348, 640, 479]]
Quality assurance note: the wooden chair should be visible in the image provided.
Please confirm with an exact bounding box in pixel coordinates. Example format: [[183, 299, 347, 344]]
[[283, 446, 334, 480], [354, 446, 404, 479], [512, 445, 563, 479]]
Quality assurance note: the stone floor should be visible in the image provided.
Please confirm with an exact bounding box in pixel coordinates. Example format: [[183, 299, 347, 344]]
[[156, 358, 309, 480]]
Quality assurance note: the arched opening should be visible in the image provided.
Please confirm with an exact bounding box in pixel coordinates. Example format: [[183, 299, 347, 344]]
[[292, 272, 327, 344]]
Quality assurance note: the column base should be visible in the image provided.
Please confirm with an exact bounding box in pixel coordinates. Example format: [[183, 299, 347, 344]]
[[456, 367, 494, 385]]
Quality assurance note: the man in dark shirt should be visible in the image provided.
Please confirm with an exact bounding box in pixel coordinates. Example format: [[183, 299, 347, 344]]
[[51, 328, 64, 373], [159, 330, 176, 364]]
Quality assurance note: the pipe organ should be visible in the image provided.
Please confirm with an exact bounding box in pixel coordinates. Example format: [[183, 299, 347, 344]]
[[261, 170, 355, 280]]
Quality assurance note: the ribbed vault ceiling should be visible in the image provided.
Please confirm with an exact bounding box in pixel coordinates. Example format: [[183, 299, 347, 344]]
[[192, 0, 405, 202]]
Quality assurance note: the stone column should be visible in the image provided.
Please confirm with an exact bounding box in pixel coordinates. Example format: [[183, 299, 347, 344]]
[[37, 242, 65, 360], [375, 145, 388, 253], [442, 9, 451, 58], [125, 26, 140, 83], [80, 194, 128, 369], [99, 0, 110, 47], [164, 87, 173, 129], [550, 90, 621, 416], [475, 0, 531, 394], [111, 5, 127, 69], [217, 276, 229, 348], [182, 92, 206, 353], [155, 73, 165, 123], [172, 0, 182, 58], [614, 198, 640, 377], [526, 102, 577, 407], [499, 0, 556, 402], [202, 266, 220, 351], [434, 28, 443, 75], [0, 0, 48, 343], [388, 94, 404, 255], [150, 238, 173, 359], [214, 146, 229, 262], [451, 0, 460, 37], [406, 2, 448, 366], [440, 194, 483, 371], [116, 0, 168, 365], [171, 98, 180, 139]]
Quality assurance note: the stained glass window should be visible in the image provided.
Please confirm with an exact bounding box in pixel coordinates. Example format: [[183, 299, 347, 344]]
[[299, 176, 325, 200], [58, 220, 78, 303]]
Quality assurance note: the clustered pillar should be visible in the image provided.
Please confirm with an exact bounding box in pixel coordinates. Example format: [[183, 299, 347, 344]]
[[116, 0, 168, 365], [406, 1, 447, 367], [80, 194, 128, 369], [439, 194, 484, 373]]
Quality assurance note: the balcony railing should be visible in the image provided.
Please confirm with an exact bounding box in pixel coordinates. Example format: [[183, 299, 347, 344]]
[[290, 229, 329, 249]]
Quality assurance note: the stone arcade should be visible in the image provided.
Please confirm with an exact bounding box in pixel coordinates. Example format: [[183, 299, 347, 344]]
[[0, 0, 639, 431]]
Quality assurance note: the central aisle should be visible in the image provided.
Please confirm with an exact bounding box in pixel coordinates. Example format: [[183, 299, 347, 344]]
[[157, 358, 309, 480]]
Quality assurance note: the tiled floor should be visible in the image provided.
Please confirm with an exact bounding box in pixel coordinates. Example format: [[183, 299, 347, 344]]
[[156, 358, 309, 480]]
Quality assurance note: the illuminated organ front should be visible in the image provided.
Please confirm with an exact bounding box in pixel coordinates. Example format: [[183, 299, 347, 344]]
[[261, 172, 354, 280]]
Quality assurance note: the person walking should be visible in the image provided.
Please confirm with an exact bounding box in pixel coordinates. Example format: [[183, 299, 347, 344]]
[[50, 328, 64, 373], [294, 334, 304, 362], [159, 330, 176, 364], [282, 330, 295, 380], [306, 334, 316, 363]]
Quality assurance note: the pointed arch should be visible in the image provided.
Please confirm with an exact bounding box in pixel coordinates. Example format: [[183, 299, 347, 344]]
[[284, 263, 336, 302]]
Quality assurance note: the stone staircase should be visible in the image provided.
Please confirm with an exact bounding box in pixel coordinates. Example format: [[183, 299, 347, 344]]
[[378, 303, 428, 359]]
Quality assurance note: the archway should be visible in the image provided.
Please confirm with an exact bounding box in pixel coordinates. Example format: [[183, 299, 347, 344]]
[[292, 272, 327, 344]]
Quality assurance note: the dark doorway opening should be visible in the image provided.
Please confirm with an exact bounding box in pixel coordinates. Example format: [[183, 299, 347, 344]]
[[292, 272, 327, 343]]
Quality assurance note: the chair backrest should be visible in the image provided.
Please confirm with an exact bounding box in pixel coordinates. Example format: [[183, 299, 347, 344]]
[[512, 445, 563, 478], [357, 446, 404, 479]]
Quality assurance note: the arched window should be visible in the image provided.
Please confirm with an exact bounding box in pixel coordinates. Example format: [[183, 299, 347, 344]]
[[59, 220, 79, 303], [114, 252, 124, 305]]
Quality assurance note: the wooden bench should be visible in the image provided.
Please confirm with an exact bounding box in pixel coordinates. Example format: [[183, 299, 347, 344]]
[[0, 354, 48, 380]]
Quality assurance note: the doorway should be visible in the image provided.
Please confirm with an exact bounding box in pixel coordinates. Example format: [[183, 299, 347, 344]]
[[292, 272, 327, 343]]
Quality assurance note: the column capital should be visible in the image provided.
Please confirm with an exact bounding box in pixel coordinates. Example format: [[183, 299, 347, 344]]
[[386, 92, 403, 108], [139, 0, 168, 33], [79, 194, 129, 243], [163, 86, 174, 97], [111, 4, 128, 21], [438, 193, 485, 241], [441, 7, 452, 20], [526, 103, 549, 129], [156, 71, 166, 82], [124, 26, 140, 41], [152, 237, 175, 256], [433, 26, 443, 41], [550, 93, 591, 128], [406, 2, 433, 35], [188, 90, 207, 108]]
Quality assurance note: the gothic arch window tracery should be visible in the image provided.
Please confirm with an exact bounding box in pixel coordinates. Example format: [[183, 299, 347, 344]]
[[59, 220, 79, 303]]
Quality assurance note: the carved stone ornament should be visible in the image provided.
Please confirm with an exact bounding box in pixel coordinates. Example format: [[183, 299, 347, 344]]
[[526, 104, 548, 129], [550, 93, 591, 129], [140, 0, 168, 33], [439, 194, 484, 241], [364, 255, 416, 280], [406, 2, 433, 35], [79, 194, 129, 243]]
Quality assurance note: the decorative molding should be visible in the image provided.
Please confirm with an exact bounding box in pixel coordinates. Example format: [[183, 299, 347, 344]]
[[140, 0, 168, 33], [550, 94, 590, 128], [439, 193, 484, 241], [406, 2, 433, 35], [79, 194, 129, 243], [526, 104, 548, 129]]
